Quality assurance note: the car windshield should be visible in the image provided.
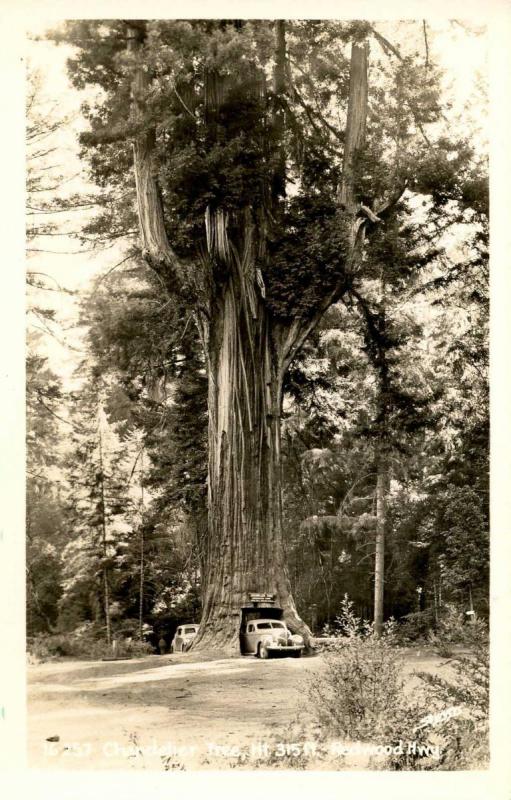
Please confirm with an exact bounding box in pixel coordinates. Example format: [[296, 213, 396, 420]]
[[256, 622, 272, 629], [271, 622, 286, 629], [184, 627, 197, 634]]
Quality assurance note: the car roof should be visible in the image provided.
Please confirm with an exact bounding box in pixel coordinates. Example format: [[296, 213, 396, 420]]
[[250, 619, 286, 625]]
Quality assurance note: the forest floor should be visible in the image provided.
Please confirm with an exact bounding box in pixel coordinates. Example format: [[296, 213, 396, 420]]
[[27, 647, 453, 771]]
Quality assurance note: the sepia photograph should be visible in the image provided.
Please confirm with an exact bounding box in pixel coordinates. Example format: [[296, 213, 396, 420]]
[[4, 2, 509, 791]]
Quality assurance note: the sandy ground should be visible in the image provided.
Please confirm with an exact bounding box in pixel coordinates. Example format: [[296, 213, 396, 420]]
[[27, 648, 449, 771]]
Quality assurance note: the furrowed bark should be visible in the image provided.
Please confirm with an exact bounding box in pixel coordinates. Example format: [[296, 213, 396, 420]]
[[191, 25, 312, 653], [192, 217, 311, 653]]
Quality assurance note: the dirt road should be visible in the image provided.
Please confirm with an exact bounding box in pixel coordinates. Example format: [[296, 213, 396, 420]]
[[27, 648, 445, 771], [28, 652, 324, 770]]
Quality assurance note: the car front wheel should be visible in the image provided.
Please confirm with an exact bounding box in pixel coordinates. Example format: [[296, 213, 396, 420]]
[[258, 643, 269, 659]]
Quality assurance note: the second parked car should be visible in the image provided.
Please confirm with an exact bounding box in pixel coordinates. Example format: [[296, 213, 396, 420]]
[[170, 623, 199, 653]]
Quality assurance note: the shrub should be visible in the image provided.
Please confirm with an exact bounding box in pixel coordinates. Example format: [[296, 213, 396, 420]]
[[27, 626, 154, 662], [414, 623, 489, 769], [307, 596, 489, 770], [426, 603, 478, 657], [395, 609, 435, 644], [28, 633, 84, 661], [435, 603, 467, 642], [308, 596, 424, 745], [113, 638, 154, 658]]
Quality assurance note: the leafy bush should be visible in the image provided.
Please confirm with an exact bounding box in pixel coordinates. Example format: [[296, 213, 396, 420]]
[[27, 625, 154, 662], [414, 623, 489, 769], [308, 596, 424, 745], [113, 638, 154, 658], [307, 596, 489, 770], [28, 632, 106, 661], [435, 604, 467, 641], [27, 634, 72, 662], [394, 608, 435, 644], [426, 603, 477, 657]]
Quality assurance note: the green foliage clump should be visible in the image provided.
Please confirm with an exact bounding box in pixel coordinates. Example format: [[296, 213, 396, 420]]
[[27, 624, 155, 663], [415, 623, 489, 769], [265, 196, 350, 319], [393, 609, 436, 644], [308, 597, 489, 770], [308, 596, 422, 744]]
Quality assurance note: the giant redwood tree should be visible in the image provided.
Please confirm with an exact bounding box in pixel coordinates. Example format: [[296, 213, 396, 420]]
[[58, 19, 476, 651]]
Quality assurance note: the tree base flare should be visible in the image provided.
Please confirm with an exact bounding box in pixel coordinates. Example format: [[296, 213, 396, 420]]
[[191, 585, 313, 656]]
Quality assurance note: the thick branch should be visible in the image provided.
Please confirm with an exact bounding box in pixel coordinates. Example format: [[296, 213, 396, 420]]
[[126, 23, 184, 292], [288, 56, 344, 143], [80, 122, 146, 146], [374, 183, 407, 218], [281, 277, 351, 373], [372, 29, 402, 61]]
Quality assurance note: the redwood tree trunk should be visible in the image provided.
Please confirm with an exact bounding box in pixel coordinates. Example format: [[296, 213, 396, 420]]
[[192, 265, 311, 653]]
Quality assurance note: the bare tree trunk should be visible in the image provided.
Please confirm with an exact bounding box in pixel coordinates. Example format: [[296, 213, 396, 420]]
[[373, 257, 389, 639], [138, 449, 145, 640], [374, 451, 388, 637], [102, 565, 111, 648], [98, 430, 111, 647], [138, 530, 144, 639]]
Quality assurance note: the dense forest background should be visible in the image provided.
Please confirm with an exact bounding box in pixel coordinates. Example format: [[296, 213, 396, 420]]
[[26, 19, 488, 653]]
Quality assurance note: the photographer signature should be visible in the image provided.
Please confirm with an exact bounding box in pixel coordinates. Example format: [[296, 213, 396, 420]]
[[414, 706, 462, 732]]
